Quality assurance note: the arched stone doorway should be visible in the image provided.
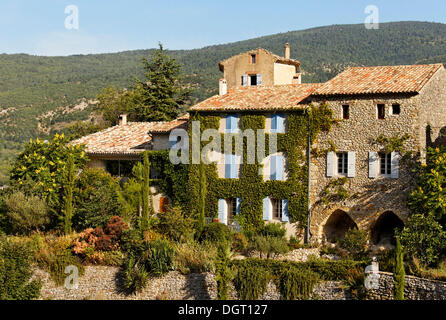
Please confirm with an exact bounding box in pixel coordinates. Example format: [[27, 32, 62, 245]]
[[371, 211, 404, 246], [323, 210, 358, 243]]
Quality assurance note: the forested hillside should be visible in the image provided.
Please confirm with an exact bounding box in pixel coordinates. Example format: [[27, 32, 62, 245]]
[[1, 21, 446, 183]]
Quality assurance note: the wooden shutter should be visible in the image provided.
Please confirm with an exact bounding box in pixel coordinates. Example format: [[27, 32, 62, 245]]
[[263, 197, 272, 221], [226, 116, 232, 132], [276, 155, 284, 181], [347, 152, 356, 178], [236, 198, 242, 215], [391, 152, 400, 179], [281, 199, 289, 222], [225, 154, 231, 179], [271, 115, 278, 132], [369, 152, 378, 179], [242, 74, 248, 86], [276, 114, 285, 133], [231, 154, 238, 179], [327, 152, 336, 177], [257, 74, 262, 86], [270, 155, 277, 180], [218, 199, 227, 224]]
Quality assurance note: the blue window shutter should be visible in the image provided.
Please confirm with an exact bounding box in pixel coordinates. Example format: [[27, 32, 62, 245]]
[[226, 116, 232, 131], [242, 75, 248, 86], [270, 156, 277, 180], [231, 154, 237, 179], [218, 199, 226, 224], [236, 198, 242, 215], [271, 115, 278, 132], [231, 115, 238, 133], [263, 197, 271, 221], [276, 114, 285, 133], [225, 154, 231, 179], [257, 74, 262, 85], [276, 155, 284, 181], [282, 199, 289, 222], [226, 115, 238, 133]]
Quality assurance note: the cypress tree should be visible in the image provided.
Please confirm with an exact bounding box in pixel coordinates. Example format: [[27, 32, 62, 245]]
[[393, 237, 405, 300], [140, 152, 152, 231], [197, 161, 207, 235], [63, 154, 75, 234]]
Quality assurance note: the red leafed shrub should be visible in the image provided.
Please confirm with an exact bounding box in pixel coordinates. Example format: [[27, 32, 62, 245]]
[[73, 216, 129, 255]]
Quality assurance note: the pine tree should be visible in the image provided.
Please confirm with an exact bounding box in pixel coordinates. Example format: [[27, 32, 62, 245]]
[[63, 154, 75, 234], [197, 161, 207, 235], [140, 152, 152, 231], [393, 237, 405, 300], [216, 242, 232, 300], [135, 43, 192, 122]]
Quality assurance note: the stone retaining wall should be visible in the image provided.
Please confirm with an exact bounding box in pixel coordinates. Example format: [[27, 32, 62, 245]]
[[34, 266, 348, 300], [367, 272, 446, 300]]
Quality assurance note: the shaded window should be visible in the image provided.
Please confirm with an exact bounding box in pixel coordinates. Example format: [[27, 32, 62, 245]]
[[251, 54, 257, 64], [377, 104, 385, 119], [227, 198, 237, 221], [392, 104, 401, 115], [342, 105, 350, 120], [337, 153, 348, 175], [379, 153, 392, 175], [250, 74, 258, 86], [271, 198, 283, 220]]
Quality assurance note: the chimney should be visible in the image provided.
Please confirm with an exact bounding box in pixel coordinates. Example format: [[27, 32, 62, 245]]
[[219, 79, 227, 96], [118, 114, 128, 126], [285, 43, 290, 60]]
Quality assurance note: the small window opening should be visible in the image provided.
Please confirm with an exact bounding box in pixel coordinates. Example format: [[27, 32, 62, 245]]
[[251, 54, 257, 64], [250, 75, 258, 86], [377, 104, 385, 120], [392, 104, 401, 115], [337, 153, 348, 175], [379, 153, 392, 175], [342, 105, 350, 120], [227, 198, 237, 221], [271, 198, 283, 220]]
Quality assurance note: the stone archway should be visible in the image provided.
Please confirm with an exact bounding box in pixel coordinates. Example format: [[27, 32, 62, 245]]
[[323, 209, 358, 243], [370, 211, 404, 246]]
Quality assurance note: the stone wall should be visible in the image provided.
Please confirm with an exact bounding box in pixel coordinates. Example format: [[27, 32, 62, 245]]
[[367, 272, 446, 300], [34, 266, 348, 300]]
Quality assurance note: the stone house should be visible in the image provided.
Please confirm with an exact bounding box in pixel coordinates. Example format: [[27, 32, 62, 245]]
[[189, 46, 446, 244], [72, 114, 188, 214]]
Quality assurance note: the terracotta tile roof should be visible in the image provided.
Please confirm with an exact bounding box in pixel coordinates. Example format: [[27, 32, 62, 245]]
[[71, 115, 189, 156], [189, 84, 321, 112], [312, 64, 443, 96]]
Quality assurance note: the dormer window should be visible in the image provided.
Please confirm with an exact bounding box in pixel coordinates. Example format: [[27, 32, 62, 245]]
[[251, 54, 257, 64], [242, 74, 262, 86]]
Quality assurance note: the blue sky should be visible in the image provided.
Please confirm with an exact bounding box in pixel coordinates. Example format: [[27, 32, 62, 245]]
[[1, 0, 446, 56]]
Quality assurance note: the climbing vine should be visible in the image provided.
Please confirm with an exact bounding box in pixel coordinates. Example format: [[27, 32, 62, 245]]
[[188, 104, 335, 234]]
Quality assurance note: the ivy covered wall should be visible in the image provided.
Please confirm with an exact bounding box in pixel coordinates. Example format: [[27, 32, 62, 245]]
[[187, 105, 334, 234]]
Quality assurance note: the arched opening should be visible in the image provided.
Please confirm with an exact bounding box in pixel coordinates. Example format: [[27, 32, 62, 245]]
[[323, 210, 358, 243], [371, 211, 404, 246]]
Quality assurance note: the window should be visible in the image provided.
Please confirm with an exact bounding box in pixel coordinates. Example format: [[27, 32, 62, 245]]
[[392, 104, 401, 115], [228, 198, 237, 221], [342, 105, 350, 120], [379, 153, 392, 176], [250, 74, 258, 86], [251, 54, 257, 64], [337, 153, 348, 175], [271, 198, 283, 220], [377, 104, 385, 120]]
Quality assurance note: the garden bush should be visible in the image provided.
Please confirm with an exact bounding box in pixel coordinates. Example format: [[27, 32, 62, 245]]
[[249, 235, 289, 259], [232, 232, 248, 254], [232, 262, 270, 300], [155, 206, 195, 242], [0, 237, 42, 300], [199, 223, 232, 244], [260, 223, 286, 239], [4, 191, 49, 235], [278, 267, 320, 300], [338, 228, 369, 261], [173, 241, 216, 274]]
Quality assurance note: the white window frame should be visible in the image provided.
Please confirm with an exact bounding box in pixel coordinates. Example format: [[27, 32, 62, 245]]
[[337, 152, 348, 176], [378, 152, 392, 177], [271, 198, 283, 221]]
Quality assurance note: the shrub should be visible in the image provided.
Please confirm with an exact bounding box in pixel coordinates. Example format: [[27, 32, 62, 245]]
[[232, 262, 270, 300], [261, 223, 286, 239], [0, 237, 42, 300], [343, 267, 366, 300], [393, 238, 405, 300], [215, 242, 233, 300], [232, 232, 248, 254], [72, 169, 122, 231], [378, 249, 396, 273], [35, 235, 85, 286], [155, 207, 195, 242], [199, 223, 232, 244], [122, 255, 149, 293], [5, 191, 49, 234], [278, 267, 320, 300], [338, 229, 369, 261], [249, 235, 289, 259], [397, 213, 446, 267], [146, 239, 175, 276], [173, 241, 216, 274]]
